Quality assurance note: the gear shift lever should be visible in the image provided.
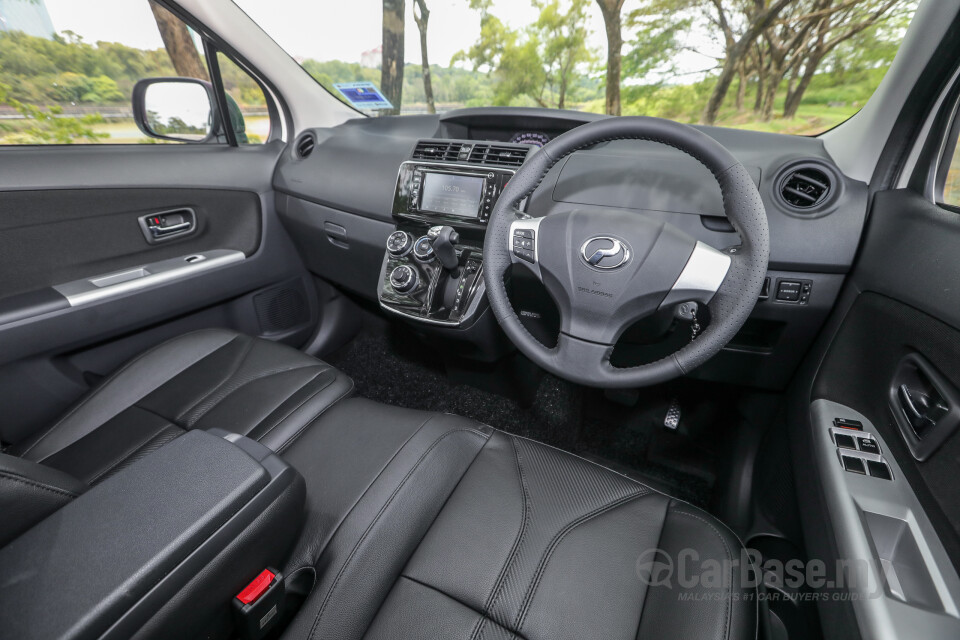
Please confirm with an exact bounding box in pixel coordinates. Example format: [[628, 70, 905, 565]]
[[429, 225, 461, 274]]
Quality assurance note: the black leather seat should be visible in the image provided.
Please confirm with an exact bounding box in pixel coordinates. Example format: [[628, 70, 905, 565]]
[[4, 331, 754, 639], [8, 329, 352, 485], [277, 397, 757, 640]]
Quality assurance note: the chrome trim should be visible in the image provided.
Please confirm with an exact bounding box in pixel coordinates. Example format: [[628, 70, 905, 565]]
[[398, 159, 520, 175], [378, 276, 488, 328], [661, 242, 731, 307], [53, 250, 245, 307], [580, 237, 631, 269], [508, 216, 544, 280]]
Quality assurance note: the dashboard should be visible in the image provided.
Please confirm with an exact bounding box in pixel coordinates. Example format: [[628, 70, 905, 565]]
[[273, 107, 869, 390]]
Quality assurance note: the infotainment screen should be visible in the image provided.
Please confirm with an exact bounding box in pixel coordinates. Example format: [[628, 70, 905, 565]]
[[419, 173, 485, 218]]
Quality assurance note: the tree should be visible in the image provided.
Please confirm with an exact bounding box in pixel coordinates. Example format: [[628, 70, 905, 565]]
[[701, 0, 794, 125], [781, 0, 902, 118], [148, 1, 208, 81], [413, 0, 435, 113], [596, 0, 625, 116], [457, 0, 593, 110], [621, 3, 691, 89], [382, 0, 406, 115]]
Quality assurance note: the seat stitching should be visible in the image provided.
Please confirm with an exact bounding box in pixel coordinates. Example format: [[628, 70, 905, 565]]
[[515, 489, 652, 631], [251, 368, 334, 444], [0, 471, 81, 499], [633, 498, 672, 640], [20, 333, 238, 459], [670, 509, 734, 640], [84, 424, 180, 485], [173, 338, 256, 423], [273, 378, 355, 455], [399, 574, 529, 640], [470, 435, 530, 640], [304, 424, 490, 640], [287, 409, 435, 574]]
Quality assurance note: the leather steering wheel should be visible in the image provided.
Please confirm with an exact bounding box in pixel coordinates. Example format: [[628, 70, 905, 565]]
[[482, 116, 770, 388]]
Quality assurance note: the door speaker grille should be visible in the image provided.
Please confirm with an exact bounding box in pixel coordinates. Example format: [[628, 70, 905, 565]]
[[254, 282, 309, 333]]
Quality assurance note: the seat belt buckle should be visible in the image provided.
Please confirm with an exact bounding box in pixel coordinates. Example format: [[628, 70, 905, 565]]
[[232, 568, 285, 640]]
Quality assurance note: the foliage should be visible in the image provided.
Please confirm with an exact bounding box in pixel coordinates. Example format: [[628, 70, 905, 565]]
[[454, 0, 597, 109], [2, 99, 107, 144]]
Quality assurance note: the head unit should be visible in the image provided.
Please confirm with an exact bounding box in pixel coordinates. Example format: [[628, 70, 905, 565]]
[[393, 161, 516, 227]]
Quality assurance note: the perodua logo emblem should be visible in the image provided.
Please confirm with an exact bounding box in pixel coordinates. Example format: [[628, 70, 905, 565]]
[[581, 237, 630, 269]]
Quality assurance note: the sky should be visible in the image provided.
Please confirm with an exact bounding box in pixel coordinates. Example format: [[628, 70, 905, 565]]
[[42, 0, 718, 76]]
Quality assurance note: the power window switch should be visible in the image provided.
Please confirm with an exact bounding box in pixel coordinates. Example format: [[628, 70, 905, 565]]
[[842, 455, 866, 475], [867, 460, 892, 480], [857, 437, 880, 455], [834, 433, 857, 450]]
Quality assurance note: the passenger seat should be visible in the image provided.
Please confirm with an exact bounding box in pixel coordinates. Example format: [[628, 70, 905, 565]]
[[1, 329, 352, 543]]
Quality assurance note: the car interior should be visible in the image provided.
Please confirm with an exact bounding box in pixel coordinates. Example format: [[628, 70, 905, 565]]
[[2, 0, 960, 639]]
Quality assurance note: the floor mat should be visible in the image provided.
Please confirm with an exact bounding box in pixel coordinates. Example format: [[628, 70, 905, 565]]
[[327, 330, 714, 507]]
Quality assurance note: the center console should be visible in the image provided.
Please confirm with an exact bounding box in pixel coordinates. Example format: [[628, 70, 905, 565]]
[[378, 140, 533, 327], [0, 430, 305, 640]]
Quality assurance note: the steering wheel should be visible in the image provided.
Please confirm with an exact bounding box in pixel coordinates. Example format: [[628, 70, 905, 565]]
[[482, 116, 769, 388]]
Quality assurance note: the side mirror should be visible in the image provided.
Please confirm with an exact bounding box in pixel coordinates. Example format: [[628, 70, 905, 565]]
[[132, 78, 218, 143]]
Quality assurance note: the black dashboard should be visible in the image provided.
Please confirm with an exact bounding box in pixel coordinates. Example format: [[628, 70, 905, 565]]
[[273, 107, 869, 390]]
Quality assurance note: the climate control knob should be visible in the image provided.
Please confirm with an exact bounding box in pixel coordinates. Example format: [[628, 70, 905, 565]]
[[389, 265, 418, 294], [413, 236, 435, 262], [386, 230, 413, 256]]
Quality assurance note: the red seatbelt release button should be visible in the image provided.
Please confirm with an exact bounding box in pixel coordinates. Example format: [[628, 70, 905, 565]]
[[233, 568, 285, 640], [236, 569, 276, 605]]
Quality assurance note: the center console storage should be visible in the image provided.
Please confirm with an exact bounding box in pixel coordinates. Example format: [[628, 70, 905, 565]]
[[0, 429, 305, 640]]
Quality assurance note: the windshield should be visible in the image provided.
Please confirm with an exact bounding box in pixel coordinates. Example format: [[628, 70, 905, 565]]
[[236, 0, 918, 136]]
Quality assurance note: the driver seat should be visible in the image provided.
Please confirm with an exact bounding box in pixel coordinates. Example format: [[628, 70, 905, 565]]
[[276, 397, 757, 640]]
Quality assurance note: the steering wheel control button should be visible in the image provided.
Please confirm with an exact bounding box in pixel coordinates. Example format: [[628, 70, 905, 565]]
[[858, 437, 881, 455], [512, 228, 536, 263], [867, 460, 893, 480], [413, 236, 435, 262], [580, 237, 630, 269], [390, 265, 419, 294], [386, 231, 413, 257], [514, 247, 535, 263], [834, 433, 857, 450], [841, 455, 867, 475]]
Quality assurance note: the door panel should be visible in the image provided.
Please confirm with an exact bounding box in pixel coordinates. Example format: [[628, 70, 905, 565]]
[[790, 188, 960, 639], [0, 144, 319, 445], [0, 188, 261, 299]]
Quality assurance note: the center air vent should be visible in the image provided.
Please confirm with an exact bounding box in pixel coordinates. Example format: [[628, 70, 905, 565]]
[[411, 140, 531, 167], [412, 141, 465, 162], [779, 165, 832, 209], [468, 144, 529, 168], [296, 133, 315, 159]]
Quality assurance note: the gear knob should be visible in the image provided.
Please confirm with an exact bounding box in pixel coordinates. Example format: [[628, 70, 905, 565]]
[[429, 225, 460, 272]]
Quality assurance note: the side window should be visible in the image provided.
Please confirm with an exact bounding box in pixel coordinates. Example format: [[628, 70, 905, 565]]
[[943, 132, 960, 208], [216, 52, 270, 145], [0, 1, 266, 146]]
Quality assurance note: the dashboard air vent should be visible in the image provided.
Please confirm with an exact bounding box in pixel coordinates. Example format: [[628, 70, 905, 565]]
[[468, 144, 529, 168], [295, 134, 315, 159], [412, 141, 464, 162], [779, 166, 831, 209]]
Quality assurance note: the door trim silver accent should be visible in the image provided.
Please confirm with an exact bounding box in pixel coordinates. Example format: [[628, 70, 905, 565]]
[[53, 250, 245, 307]]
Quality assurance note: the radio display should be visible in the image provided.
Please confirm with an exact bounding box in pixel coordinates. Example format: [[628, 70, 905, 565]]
[[419, 173, 485, 218]]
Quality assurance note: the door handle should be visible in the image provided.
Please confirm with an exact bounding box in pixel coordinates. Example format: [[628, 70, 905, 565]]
[[139, 208, 197, 244], [888, 353, 960, 461], [896, 384, 946, 434]]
